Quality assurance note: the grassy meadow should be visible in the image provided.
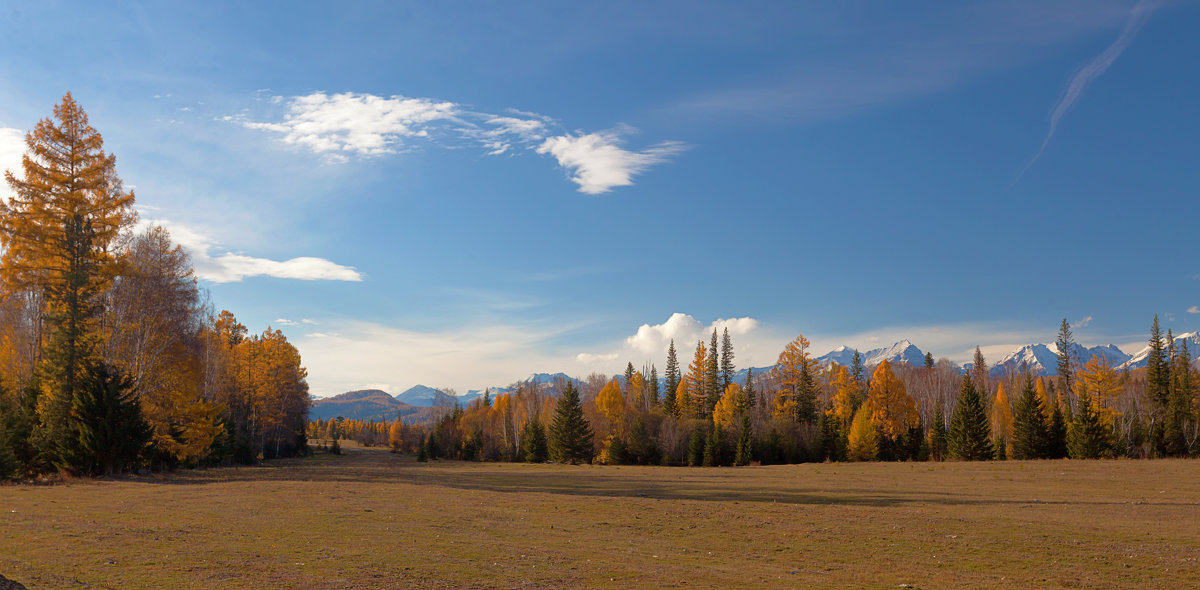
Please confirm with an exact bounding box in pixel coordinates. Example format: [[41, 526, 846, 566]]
[[1, 448, 1197, 588]]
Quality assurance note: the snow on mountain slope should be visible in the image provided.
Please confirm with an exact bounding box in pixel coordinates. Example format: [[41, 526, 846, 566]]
[[1121, 332, 1200, 369]]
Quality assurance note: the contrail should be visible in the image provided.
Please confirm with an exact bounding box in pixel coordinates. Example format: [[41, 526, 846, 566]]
[[1013, 0, 1158, 182]]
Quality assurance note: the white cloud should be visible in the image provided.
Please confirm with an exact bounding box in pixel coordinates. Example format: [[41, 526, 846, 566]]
[[137, 216, 363, 283], [1074, 315, 1094, 328], [276, 318, 300, 326], [302, 318, 319, 325], [235, 92, 682, 193], [240, 92, 458, 159], [0, 127, 26, 199], [576, 352, 619, 363], [536, 130, 686, 194], [1188, 306, 1200, 315]]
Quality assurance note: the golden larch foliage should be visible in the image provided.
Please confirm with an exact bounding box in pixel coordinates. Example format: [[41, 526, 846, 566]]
[[863, 360, 918, 440], [991, 382, 1013, 441], [847, 406, 878, 461]]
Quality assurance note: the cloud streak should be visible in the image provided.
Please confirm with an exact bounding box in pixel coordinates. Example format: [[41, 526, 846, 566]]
[[137, 217, 363, 283], [1017, 0, 1158, 179], [234, 92, 681, 194]]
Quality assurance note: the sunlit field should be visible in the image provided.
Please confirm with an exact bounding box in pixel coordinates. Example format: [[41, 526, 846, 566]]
[[2, 449, 1197, 589]]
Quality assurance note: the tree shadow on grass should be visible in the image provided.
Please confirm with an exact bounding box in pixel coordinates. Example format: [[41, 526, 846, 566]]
[[119, 448, 1200, 510]]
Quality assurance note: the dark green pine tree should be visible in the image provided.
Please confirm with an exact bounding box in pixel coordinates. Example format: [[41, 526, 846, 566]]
[[548, 382, 593, 464], [929, 405, 948, 461], [720, 327, 736, 390], [1164, 339, 1192, 456], [648, 364, 660, 406], [66, 363, 151, 476], [1067, 392, 1112, 459], [948, 373, 992, 460], [850, 350, 865, 387], [1011, 374, 1050, 460], [1046, 404, 1069, 459], [924, 352, 935, 369], [1056, 318, 1076, 399], [1145, 316, 1169, 408], [521, 419, 548, 463], [735, 414, 753, 466], [794, 361, 818, 424], [416, 437, 429, 462], [664, 339, 680, 417], [744, 367, 756, 408], [703, 425, 726, 467], [0, 413, 18, 480], [687, 429, 706, 467], [816, 408, 844, 462], [705, 330, 721, 415], [624, 362, 635, 389]]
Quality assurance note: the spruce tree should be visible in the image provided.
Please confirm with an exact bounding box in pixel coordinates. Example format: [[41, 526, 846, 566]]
[[720, 327, 735, 390], [687, 429, 705, 467], [948, 373, 992, 460], [924, 352, 935, 369], [624, 362, 635, 389], [794, 361, 818, 424], [1164, 339, 1192, 456], [1146, 316, 1169, 408], [1047, 404, 1069, 459], [648, 365, 660, 406], [1056, 318, 1077, 398], [735, 414, 752, 466], [705, 330, 721, 415], [664, 340, 680, 416], [703, 425, 726, 467], [971, 346, 988, 394], [1068, 392, 1112, 459], [521, 420, 548, 463], [416, 438, 429, 462], [65, 363, 151, 476], [1011, 374, 1050, 460], [744, 367, 756, 408], [0, 415, 18, 480], [548, 382, 593, 464], [929, 406, 948, 461], [850, 350, 865, 387]]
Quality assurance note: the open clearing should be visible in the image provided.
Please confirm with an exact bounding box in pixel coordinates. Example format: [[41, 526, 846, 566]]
[[1, 450, 1197, 589]]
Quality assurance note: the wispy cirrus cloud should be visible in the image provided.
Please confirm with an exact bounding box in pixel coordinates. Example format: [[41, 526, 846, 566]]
[[1017, 0, 1160, 179], [232, 92, 681, 194], [1188, 306, 1199, 315], [137, 217, 362, 283]]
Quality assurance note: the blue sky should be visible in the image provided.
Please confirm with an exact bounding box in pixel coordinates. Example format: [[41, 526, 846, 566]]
[[1, 1, 1197, 396]]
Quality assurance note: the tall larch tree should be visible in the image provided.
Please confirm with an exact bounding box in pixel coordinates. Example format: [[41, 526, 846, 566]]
[[948, 373, 992, 460], [686, 340, 708, 418], [990, 382, 1013, 457], [1, 93, 137, 469], [771, 335, 817, 423], [863, 360, 918, 442], [971, 346, 988, 396], [847, 406, 877, 461]]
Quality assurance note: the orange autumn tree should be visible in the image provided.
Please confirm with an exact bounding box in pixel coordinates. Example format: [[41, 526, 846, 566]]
[[771, 335, 818, 423], [684, 340, 708, 418], [829, 364, 859, 429], [863, 360, 918, 441], [0, 93, 137, 464], [990, 382, 1013, 455]]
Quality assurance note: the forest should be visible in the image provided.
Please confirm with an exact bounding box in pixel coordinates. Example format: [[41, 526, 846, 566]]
[[0, 95, 310, 479], [316, 318, 1198, 466]]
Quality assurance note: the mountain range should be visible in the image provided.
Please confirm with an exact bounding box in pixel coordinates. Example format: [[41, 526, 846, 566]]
[[313, 333, 1200, 419]]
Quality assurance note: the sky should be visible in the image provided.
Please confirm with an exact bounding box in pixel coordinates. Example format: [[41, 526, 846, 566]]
[[0, 1, 1197, 396]]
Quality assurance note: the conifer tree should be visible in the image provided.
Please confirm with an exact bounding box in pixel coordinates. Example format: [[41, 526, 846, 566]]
[[1165, 339, 1193, 456], [0, 417, 17, 479], [687, 429, 705, 467], [795, 361, 818, 424], [703, 425, 726, 467], [735, 413, 752, 466], [521, 419, 548, 463], [743, 367, 756, 408], [948, 373, 992, 460], [64, 363, 151, 475], [720, 327, 735, 390], [816, 409, 844, 462], [971, 346, 988, 394], [1011, 374, 1049, 460], [850, 350, 865, 387], [1145, 317, 1169, 408], [624, 362, 635, 389], [705, 329, 721, 415], [990, 382, 1013, 457], [1047, 405, 1069, 459], [1056, 318, 1077, 400], [924, 352, 935, 369], [1068, 392, 1112, 459], [548, 382, 593, 464], [929, 406, 948, 461], [416, 438, 429, 462], [648, 364, 660, 406], [665, 339, 680, 406]]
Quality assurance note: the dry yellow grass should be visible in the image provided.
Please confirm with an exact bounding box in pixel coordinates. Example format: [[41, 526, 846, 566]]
[[1, 448, 1197, 588]]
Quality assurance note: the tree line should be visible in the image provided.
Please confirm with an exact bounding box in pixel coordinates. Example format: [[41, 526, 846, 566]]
[[0, 94, 310, 479], [362, 319, 1196, 466]]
